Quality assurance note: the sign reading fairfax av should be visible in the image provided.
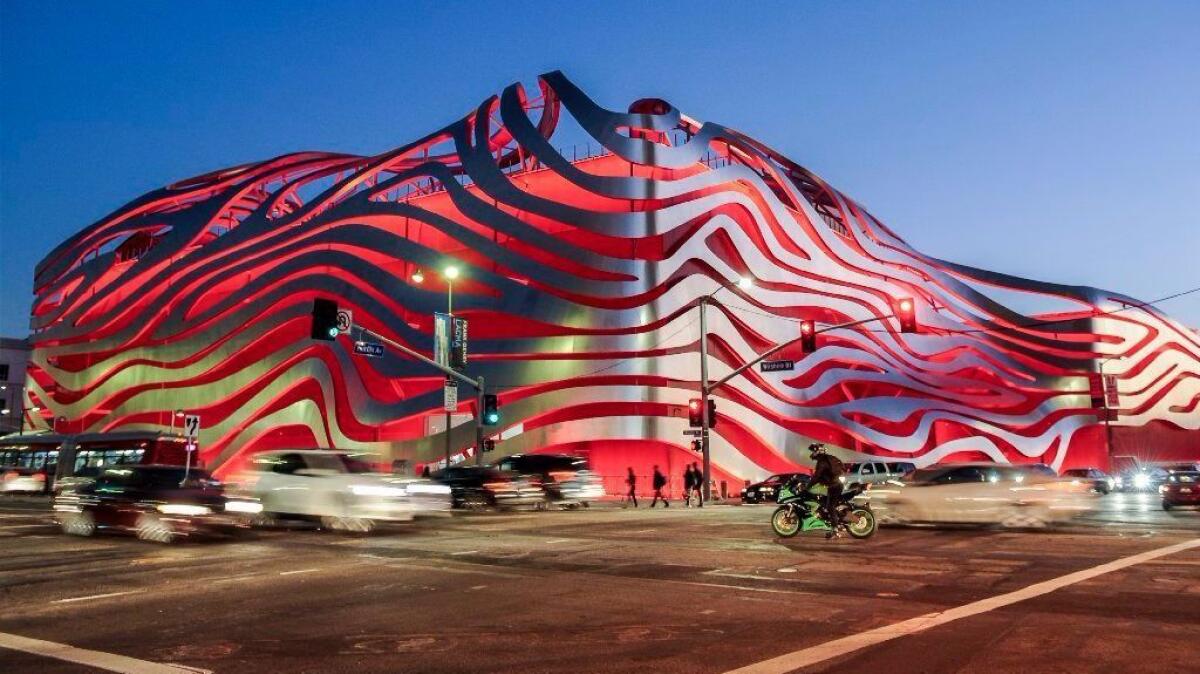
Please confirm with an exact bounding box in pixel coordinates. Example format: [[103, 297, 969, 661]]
[[760, 359, 795, 372], [353, 341, 385, 358]]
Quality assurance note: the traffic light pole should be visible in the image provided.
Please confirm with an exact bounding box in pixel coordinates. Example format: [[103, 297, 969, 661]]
[[699, 297, 712, 502], [352, 324, 486, 470], [475, 375, 486, 466]]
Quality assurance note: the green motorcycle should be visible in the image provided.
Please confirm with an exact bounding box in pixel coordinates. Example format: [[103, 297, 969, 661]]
[[771, 479, 877, 539]]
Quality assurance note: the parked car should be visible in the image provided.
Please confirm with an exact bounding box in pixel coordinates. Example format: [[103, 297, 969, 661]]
[[52, 466, 259, 543], [235, 450, 451, 532], [863, 463, 1097, 527], [841, 461, 916, 487], [741, 473, 809, 504], [433, 466, 545, 510], [1160, 471, 1200, 511], [495, 454, 604, 507], [1061, 468, 1117, 494]]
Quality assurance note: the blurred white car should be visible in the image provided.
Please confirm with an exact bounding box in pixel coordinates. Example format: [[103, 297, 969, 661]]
[[235, 450, 451, 532], [864, 463, 1097, 527]]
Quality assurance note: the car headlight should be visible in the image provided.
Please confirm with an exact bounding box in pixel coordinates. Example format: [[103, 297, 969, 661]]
[[158, 504, 212, 516], [1133, 474, 1150, 489], [224, 500, 263, 514], [350, 484, 407, 497], [406, 483, 451, 495]]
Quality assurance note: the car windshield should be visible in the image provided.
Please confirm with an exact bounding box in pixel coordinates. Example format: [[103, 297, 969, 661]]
[[902, 468, 946, 483], [306, 453, 375, 474], [1062, 469, 1089, 477], [1166, 472, 1199, 482]]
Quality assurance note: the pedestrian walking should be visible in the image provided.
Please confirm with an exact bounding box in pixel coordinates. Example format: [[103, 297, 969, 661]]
[[690, 462, 704, 507], [682, 464, 695, 507], [624, 467, 638, 508], [650, 465, 669, 507]]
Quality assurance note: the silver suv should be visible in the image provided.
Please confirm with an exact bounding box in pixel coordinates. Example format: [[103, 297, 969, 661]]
[[842, 461, 916, 487]]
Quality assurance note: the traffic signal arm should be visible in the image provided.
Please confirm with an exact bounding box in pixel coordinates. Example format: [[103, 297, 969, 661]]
[[706, 305, 918, 395]]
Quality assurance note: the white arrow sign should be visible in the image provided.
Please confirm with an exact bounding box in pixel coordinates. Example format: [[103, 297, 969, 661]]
[[183, 414, 201, 440]]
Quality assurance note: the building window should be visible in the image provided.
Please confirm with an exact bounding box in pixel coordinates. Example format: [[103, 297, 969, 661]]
[[0, 364, 9, 381]]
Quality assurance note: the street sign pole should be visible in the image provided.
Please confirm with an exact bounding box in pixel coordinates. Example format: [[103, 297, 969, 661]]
[[699, 297, 712, 503]]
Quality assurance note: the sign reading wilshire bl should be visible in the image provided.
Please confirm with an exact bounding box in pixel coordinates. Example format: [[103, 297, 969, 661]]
[[760, 359, 795, 372], [353, 341, 385, 358]]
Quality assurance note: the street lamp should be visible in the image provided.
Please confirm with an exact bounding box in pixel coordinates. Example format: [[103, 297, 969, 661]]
[[697, 276, 753, 502], [3, 405, 42, 434]]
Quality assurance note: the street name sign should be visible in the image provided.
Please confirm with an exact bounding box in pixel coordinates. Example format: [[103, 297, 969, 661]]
[[353, 341, 385, 358], [760, 359, 795, 372]]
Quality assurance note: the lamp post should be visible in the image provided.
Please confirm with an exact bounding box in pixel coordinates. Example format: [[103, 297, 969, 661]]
[[697, 276, 753, 502], [1, 405, 42, 435], [442, 265, 460, 470]]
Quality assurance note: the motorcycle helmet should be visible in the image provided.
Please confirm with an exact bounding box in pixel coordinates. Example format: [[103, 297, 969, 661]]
[[808, 443, 826, 459]]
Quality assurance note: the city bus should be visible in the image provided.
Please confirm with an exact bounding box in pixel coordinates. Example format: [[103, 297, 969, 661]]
[[0, 431, 190, 493]]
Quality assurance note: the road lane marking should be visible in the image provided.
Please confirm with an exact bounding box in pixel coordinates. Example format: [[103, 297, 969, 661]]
[[0, 523, 50, 530], [52, 590, 144, 604], [450, 550, 479, 556], [279, 568, 319, 576], [0, 631, 210, 673], [724, 537, 1200, 674], [544, 538, 572, 544]]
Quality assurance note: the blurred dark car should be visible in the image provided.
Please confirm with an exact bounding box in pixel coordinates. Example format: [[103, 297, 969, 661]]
[[53, 466, 260, 543], [496, 454, 604, 507], [741, 473, 809, 504], [1061, 468, 1116, 495], [1160, 471, 1200, 511], [434, 466, 545, 510]]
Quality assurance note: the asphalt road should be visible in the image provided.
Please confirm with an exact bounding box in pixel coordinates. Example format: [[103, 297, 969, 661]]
[[1, 493, 1198, 673]]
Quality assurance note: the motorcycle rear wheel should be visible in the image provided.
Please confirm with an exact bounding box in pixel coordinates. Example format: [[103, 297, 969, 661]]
[[771, 505, 801, 538], [845, 507, 877, 539]]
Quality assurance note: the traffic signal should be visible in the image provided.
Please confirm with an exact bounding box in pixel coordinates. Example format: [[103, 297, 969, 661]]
[[311, 298, 340, 341], [896, 297, 918, 333], [707, 398, 718, 428], [691, 439, 702, 452], [483, 438, 496, 453], [688, 398, 703, 427], [482, 394, 500, 426], [800, 320, 817, 353]]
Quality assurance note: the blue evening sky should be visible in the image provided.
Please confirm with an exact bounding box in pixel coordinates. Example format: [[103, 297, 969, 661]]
[[2, 1, 1197, 336]]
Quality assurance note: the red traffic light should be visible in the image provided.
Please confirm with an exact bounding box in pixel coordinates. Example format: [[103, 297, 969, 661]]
[[688, 398, 703, 427], [896, 297, 918, 333], [800, 320, 817, 354]]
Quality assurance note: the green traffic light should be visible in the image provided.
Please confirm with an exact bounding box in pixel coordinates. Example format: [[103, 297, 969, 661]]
[[327, 327, 339, 338], [486, 412, 499, 424]]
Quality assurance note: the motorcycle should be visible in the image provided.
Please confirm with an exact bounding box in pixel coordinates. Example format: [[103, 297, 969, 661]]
[[770, 478, 877, 539]]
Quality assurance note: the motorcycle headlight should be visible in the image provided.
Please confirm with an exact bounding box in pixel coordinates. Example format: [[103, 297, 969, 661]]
[[158, 504, 211, 516]]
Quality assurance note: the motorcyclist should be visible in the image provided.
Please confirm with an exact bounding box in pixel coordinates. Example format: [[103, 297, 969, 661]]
[[806, 443, 846, 538]]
